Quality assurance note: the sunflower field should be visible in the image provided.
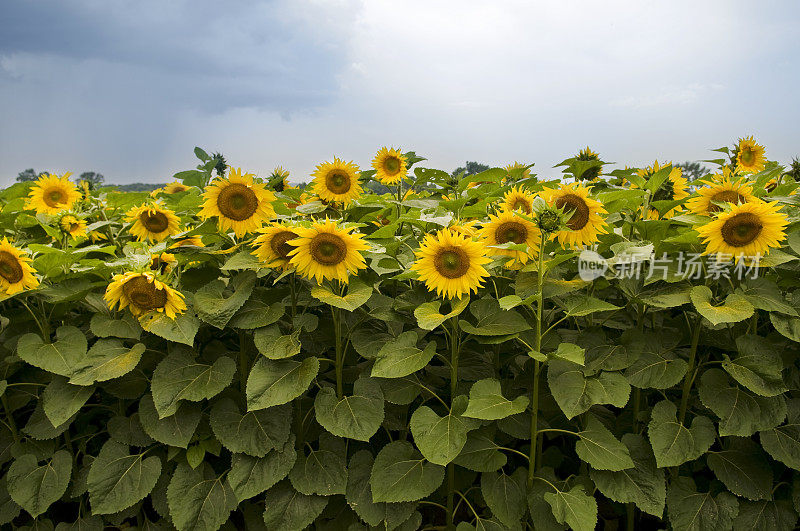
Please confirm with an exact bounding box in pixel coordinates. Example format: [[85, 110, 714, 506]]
[[2, 139, 800, 531]]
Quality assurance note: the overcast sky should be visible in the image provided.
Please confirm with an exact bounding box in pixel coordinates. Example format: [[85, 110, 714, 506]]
[[1, 0, 798, 187]]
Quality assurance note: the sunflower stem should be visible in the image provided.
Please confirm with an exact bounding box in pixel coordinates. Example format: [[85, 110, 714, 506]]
[[528, 245, 546, 487], [1, 394, 18, 444], [333, 306, 344, 399], [238, 330, 248, 395], [678, 317, 702, 425], [446, 315, 461, 530]]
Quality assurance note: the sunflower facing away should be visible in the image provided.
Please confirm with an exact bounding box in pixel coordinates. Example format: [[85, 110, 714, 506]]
[[150, 252, 177, 275], [199, 167, 276, 237], [695, 201, 788, 261], [312, 157, 363, 205], [253, 223, 299, 270], [480, 209, 541, 269], [636, 160, 689, 219], [735, 136, 766, 174], [541, 182, 607, 248], [288, 220, 369, 284], [502, 185, 537, 214], [372, 147, 407, 186], [412, 228, 491, 300], [126, 203, 181, 242], [576, 147, 602, 181], [26, 172, 82, 215], [0, 238, 39, 295], [105, 272, 186, 319], [270, 166, 292, 192], [58, 214, 88, 240], [686, 170, 757, 216], [504, 162, 531, 180], [163, 181, 191, 194]]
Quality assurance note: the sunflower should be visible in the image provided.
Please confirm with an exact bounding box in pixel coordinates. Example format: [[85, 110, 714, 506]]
[[502, 185, 537, 214], [372, 147, 407, 186], [578, 147, 599, 160], [450, 219, 480, 238], [163, 181, 191, 194], [480, 210, 541, 269], [104, 272, 186, 319], [126, 203, 181, 242], [253, 223, 299, 270], [695, 201, 787, 261], [0, 239, 39, 295], [57, 214, 88, 240], [311, 157, 363, 205], [735, 136, 766, 174], [150, 252, 177, 274], [199, 167, 276, 237], [287, 192, 313, 211], [412, 228, 490, 300], [504, 161, 531, 180], [541, 182, 607, 248], [686, 171, 757, 216], [288, 220, 369, 284], [636, 160, 689, 219], [26, 172, 81, 215], [170, 235, 205, 248], [270, 166, 292, 192], [576, 147, 602, 181]]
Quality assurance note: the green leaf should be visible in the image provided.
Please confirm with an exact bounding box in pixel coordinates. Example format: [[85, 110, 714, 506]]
[[691, 285, 754, 326], [186, 445, 205, 469], [771, 312, 800, 342], [543, 485, 598, 531], [526, 468, 568, 531], [462, 379, 529, 420], [575, 415, 634, 471], [733, 500, 797, 531], [139, 311, 200, 346], [735, 278, 798, 316], [89, 312, 142, 339], [87, 440, 161, 514], [414, 297, 470, 330], [7, 451, 72, 518], [107, 414, 154, 447], [481, 468, 527, 527], [262, 480, 328, 531], [53, 515, 104, 531], [590, 434, 666, 517], [371, 332, 437, 378], [666, 477, 739, 531], [647, 400, 715, 468], [370, 441, 445, 503], [459, 298, 531, 336], [210, 398, 291, 456], [194, 271, 256, 329], [310, 277, 373, 311], [229, 299, 284, 329], [69, 339, 145, 386], [410, 400, 478, 466], [228, 436, 296, 502], [16, 326, 87, 377], [548, 359, 630, 419], [246, 357, 319, 411], [623, 330, 688, 389], [707, 438, 772, 501], [557, 294, 621, 317], [314, 377, 384, 441], [699, 368, 786, 437], [42, 377, 94, 426], [22, 402, 73, 440], [639, 283, 692, 308], [288, 434, 347, 496], [722, 335, 787, 397], [760, 399, 800, 470], [551, 342, 585, 365], [166, 463, 237, 531], [254, 325, 301, 359], [346, 451, 417, 528], [151, 351, 236, 417], [138, 393, 201, 448], [453, 427, 507, 472]]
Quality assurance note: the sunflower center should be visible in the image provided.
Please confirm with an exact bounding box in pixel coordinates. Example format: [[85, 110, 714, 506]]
[[44, 189, 65, 208], [496, 221, 527, 244], [0, 251, 24, 284], [709, 190, 745, 212], [217, 184, 259, 221], [325, 170, 352, 195], [270, 230, 298, 259], [140, 211, 170, 233], [510, 198, 532, 214], [434, 246, 470, 279], [652, 180, 675, 202], [740, 148, 755, 165], [721, 212, 763, 247], [555, 194, 590, 230], [383, 157, 401, 176], [122, 276, 168, 311], [310, 233, 347, 266]]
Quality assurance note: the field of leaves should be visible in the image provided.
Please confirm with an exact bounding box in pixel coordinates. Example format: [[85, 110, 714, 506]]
[[1, 139, 800, 531]]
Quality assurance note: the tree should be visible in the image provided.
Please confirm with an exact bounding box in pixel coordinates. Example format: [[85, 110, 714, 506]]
[[451, 161, 490, 178], [16, 168, 41, 182], [78, 171, 105, 188], [675, 161, 710, 182]]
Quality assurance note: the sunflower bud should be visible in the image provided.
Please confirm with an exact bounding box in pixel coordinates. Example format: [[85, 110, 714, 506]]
[[211, 152, 227, 177], [536, 208, 562, 234]]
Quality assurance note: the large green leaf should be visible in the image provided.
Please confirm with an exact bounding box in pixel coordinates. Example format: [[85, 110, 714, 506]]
[[151, 352, 236, 417], [462, 378, 529, 420], [346, 451, 417, 529], [254, 325, 301, 359], [575, 415, 634, 471], [733, 500, 797, 531], [137, 393, 201, 448], [736, 278, 798, 316], [370, 441, 445, 503], [42, 377, 94, 427], [760, 399, 800, 470], [414, 297, 469, 330], [166, 463, 237, 531], [310, 277, 372, 311], [690, 285, 754, 326], [6, 451, 72, 518], [722, 335, 787, 397], [314, 377, 384, 441], [262, 480, 328, 531], [480, 468, 527, 527], [707, 438, 772, 501], [246, 356, 319, 411], [139, 311, 200, 346], [89, 312, 142, 340], [557, 294, 621, 317], [548, 359, 630, 419], [459, 298, 531, 336], [228, 436, 296, 502], [371, 332, 437, 378], [647, 400, 715, 468], [229, 299, 284, 330], [194, 271, 256, 329], [69, 339, 145, 386], [288, 433, 347, 496], [87, 440, 161, 514], [453, 427, 507, 473], [210, 398, 291, 456], [665, 477, 739, 531], [623, 329, 687, 389], [543, 485, 598, 531], [16, 326, 87, 377], [410, 399, 479, 466]]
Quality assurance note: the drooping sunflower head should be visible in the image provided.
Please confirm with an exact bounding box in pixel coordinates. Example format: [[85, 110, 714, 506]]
[[163, 181, 191, 194], [26, 172, 81, 215], [411, 228, 491, 300], [312, 157, 363, 205], [287, 219, 369, 284], [503, 161, 531, 180], [686, 172, 757, 216], [372, 147, 407, 186], [0, 238, 39, 296], [695, 200, 788, 261], [57, 213, 88, 240], [502, 185, 536, 214], [104, 272, 186, 319], [253, 222, 300, 270], [150, 252, 177, 275], [540, 182, 607, 248], [269, 166, 292, 192], [735, 136, 766, 174], [126, 203, 181, 242], [480, 209, 542, 269], [199, 167, 276, 237]]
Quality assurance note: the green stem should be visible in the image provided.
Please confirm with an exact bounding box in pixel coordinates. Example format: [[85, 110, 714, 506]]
[[626, 503, 636, 531], [238, 331, 248, 395], [528, 247, 545, 486], [1, 395, 19, 444], [678, 318, 702, 424], [446, 315, 461, 530], [332, 307, 344, 399], [289, 274, 297, 320]]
